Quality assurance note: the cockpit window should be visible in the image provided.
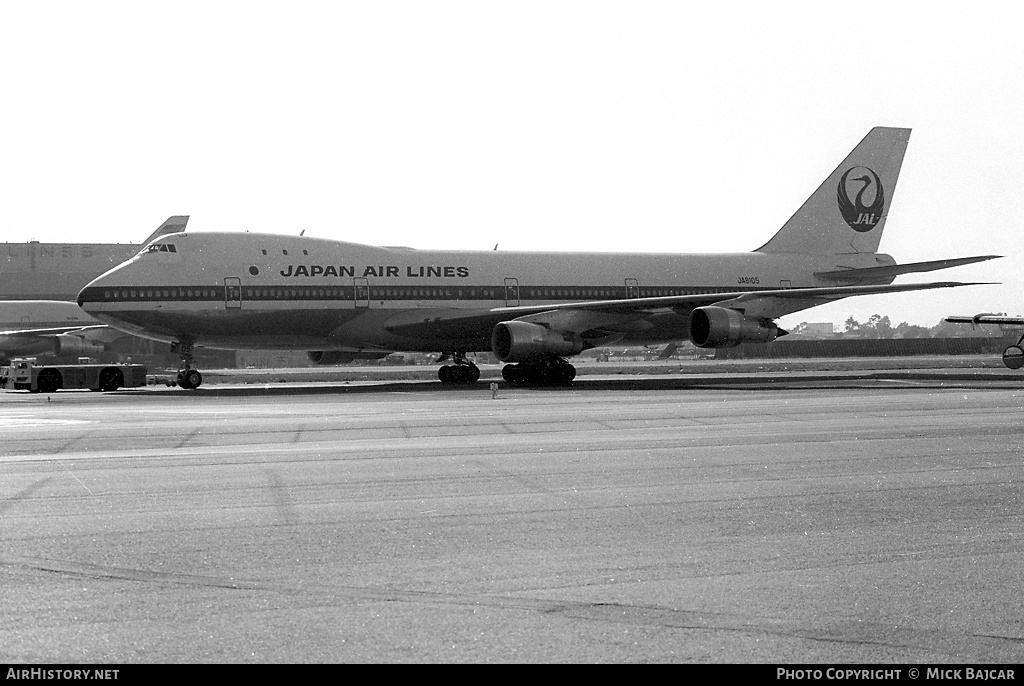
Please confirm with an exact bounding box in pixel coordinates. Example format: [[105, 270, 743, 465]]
[[143, 243, 177, 254]]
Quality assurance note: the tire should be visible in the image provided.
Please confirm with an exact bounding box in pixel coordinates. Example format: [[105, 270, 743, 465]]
[[560, 364, 576, 383], [501, 364, 520, 383], [99, 368, 123, 392], [37, 369, 62, 394], [1002, 346, 1024, 370]]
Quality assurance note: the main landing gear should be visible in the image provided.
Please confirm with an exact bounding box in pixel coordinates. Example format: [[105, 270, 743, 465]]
[[437, 353, 481, 385], [501, 356, 576, 386], [171, 340, 203, 390]]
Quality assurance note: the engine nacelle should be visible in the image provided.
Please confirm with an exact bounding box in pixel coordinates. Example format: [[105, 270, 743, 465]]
[[688, 306, 780, 348], [307, 350, 391, 365], [491, 321, 584, 362], [52, 335, 106, 357]]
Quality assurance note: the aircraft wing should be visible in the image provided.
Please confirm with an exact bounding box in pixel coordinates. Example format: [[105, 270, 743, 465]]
[[0, 324, 109, 337], [0, 324, 122, 358], [385, 280, 988, 340], [945, 314, 1024, 326], [494, 280, 991, 317]]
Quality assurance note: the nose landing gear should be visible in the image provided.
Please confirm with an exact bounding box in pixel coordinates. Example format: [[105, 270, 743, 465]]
[[171, 340, 203, 389]]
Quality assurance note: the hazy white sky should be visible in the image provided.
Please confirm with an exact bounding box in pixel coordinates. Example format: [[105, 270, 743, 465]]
[[2, 1, 1021, 328]]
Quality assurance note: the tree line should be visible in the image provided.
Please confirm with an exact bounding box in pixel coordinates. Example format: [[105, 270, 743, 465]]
[[787, 314, 1019, 340]]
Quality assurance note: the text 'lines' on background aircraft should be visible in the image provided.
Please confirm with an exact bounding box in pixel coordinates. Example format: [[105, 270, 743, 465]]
[[78, 127, 998, 389], [0, 216, 189, 301]]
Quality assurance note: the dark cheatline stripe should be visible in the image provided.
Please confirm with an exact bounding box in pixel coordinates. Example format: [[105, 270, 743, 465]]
[[79, 283, 761, 304]]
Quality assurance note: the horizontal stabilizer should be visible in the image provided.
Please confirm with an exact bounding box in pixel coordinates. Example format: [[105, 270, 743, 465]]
[[815, 255, 1001, 281]]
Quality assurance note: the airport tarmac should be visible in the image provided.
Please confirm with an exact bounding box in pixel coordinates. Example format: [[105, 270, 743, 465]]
[[1, 374, 1023, 663]]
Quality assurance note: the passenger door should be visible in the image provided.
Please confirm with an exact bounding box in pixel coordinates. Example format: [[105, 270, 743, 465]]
[[354, 277, 370, 308], [504, 278, 520, 307], [224, 277, 242, 309]]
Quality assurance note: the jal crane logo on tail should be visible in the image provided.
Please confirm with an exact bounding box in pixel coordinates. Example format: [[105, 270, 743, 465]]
[[837, 167, 884, 232]]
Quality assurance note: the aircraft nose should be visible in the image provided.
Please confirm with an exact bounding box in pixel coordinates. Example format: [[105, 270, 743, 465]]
[[77, 285, 94, 310], [78, 274, 109, 311]]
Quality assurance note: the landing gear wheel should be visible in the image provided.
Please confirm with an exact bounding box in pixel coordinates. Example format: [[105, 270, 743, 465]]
[[437, 351, 480, 385], [172, 340, 202, 389], [1002, 345, 1024, 370], [501, 358, 575, 386], [98, 367, 123, 392], [438, 363, 480, 385], [559, 364, 576, 383], [37, 369, 62, 394], [502, 364, 523, 383], [182, 369, 203, 389]]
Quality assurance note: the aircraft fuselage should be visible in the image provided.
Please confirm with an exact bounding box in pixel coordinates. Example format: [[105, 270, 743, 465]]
[[78, 232, 885, 352]]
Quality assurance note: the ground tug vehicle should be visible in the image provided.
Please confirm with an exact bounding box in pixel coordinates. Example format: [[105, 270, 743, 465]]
[[1, 358, 147, 392]]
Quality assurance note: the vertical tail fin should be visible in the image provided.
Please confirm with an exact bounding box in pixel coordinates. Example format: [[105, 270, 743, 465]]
[[757, 127, 910, 255]]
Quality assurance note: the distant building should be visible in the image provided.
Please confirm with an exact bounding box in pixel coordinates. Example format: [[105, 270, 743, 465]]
[[237, 351, 316, 368], [798, 322, 836, 338]]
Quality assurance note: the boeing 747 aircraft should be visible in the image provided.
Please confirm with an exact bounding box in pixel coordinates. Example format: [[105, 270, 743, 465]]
[[79, 127, 998, 388]]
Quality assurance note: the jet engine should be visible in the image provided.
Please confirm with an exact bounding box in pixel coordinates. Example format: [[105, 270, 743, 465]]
[[51, 335, 106, 357], [307, 350, 391, 365], [491, 321, 585, 362], [688, 306, 782, 348]]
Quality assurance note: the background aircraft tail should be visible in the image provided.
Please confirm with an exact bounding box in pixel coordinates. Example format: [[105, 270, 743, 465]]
[[141, 215, 189, 246], [757, 127, 910, 256]]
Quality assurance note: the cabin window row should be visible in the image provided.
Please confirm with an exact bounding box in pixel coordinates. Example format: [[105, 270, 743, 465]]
[[102, 286, 733, 301]]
